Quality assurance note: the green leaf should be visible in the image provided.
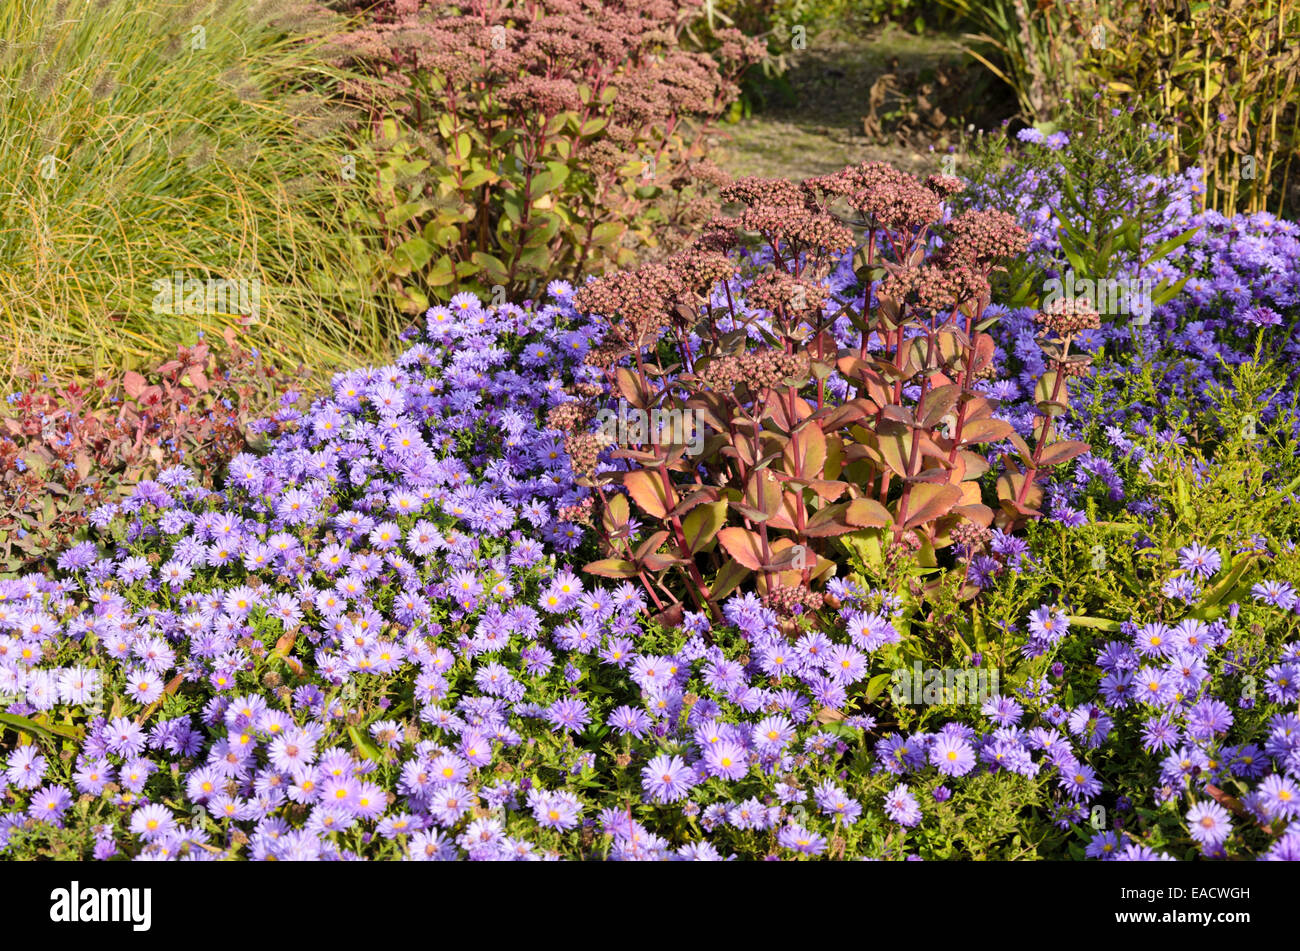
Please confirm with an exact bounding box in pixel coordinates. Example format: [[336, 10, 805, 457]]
[[545, 162, 571, 188], [1064, 615, 1122, 631], [682, 501, 727, 554], [590, 221, 623, 246], [523, 212, 562, 248], [471, 251, 509, 285], [516, 243, 551, 273], [1034, 371, 1070, 416], [1151, 275, 1190, 308], [461, 167, 497, 189], [1193, 555, 1258, 614], [709, 559, 750, 601], [0, 712, 83, 741], [395, 237, 433, 271], [865, 672, 893, 702], [1140, 225, 1201, 270], [424, 221, 461, 248], [502, 192, 526, 225], [426, 255, 456, 287], [348, 725, 384, 763]]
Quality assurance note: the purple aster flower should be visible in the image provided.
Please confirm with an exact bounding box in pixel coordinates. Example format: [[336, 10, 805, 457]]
[[1177, 542, 1221, 578], [28, 784, 73, 825], [1252, 580, 1298, 611], [883, 783, 922, 827], [1186, 800, 1232, 847], [1085, 830, 1121, 859], [930, 733, 976, 776], [702, 740, 750, 780], [1059, 763, 1102, 800], [1257, 774, 1300, 820], [6, 744, 47, 790], [777, 823, 826, 855], [641, 754, 695, 803], [1185, 697, 1234, 740]]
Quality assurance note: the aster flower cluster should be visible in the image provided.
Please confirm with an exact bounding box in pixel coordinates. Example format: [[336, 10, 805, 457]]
[[0, 291, 989, 862], [3, 128, 1299, 860], [965, 130, 1300, 444], [865, 577, 1300, 860], [1083, 584, 1300, 860]]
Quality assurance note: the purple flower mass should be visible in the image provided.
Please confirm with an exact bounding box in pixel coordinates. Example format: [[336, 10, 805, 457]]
[[0, 104, 1298, 863]]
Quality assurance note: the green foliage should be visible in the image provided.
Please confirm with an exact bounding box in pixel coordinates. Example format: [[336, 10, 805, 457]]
[[942, 0, 1300, 216], [704, 0, 957, 36], [331, 1, 760, 311], [973, 355, 1300, 681], [935, 0, 1108, 121], [1084, 0, 1300, 216], [0, 0, 400, 384], [828, 353, 1300, 859], [958, 96, 1198, 313]]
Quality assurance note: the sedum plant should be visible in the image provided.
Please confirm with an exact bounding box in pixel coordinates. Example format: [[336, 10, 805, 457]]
[[552, 162, 1093, 626], [331, 0, 764, 311]]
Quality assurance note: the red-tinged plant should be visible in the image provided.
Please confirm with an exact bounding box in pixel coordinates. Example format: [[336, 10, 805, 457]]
[[552, 161, 1088, 626], [330, 0, 765, 310], [0, 329, 308, 575], [995, 296, 1098, 528]]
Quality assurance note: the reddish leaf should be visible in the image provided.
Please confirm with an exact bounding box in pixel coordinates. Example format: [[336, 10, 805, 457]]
[[1036, 439, 1091, 467], [615, 368, 647, 409], [958, 417, 1013, 445], [717, 526, 766, 571], [583, 559, 640, 579], [845, 497, 891, 528], [622, 469, 676, 519], [665, 486, 720, 519], [970, 332, 995, 374], [805, 478, 848, 502], [820, 397, 876, 432], [633, 530, 671, 562], [123, 371, 147, 400], [803, 501, 852, 537], [880, 404, 915, 427], [784, 420, 827, 479], [653, 603, 685, 629], [901, 483, 962, 530], [641, 552, 686, 571], [1007, 433, 1034, 467], [917, 384, 963, 429]]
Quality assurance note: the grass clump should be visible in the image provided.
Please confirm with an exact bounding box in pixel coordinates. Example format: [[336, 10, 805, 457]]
[[0, 0, 398, 385]]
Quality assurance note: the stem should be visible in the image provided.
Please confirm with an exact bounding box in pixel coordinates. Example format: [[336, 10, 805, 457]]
[[1015, 339, 1071, 508]]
